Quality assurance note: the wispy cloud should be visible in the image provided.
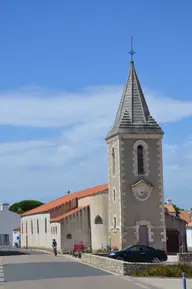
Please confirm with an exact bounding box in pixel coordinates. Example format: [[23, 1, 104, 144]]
[[0, 86, 192, 128], [0, 85, 192, 207]]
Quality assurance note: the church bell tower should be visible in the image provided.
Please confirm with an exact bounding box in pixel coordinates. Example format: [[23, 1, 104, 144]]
[[106, 44, 166, 250]]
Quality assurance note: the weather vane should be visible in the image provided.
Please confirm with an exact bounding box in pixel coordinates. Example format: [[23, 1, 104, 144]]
[[129, 36, 135, 61]]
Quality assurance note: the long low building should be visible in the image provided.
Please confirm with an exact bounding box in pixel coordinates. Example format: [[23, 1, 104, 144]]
[[20, 184, 187, 253], [21, 185, 108, 252]]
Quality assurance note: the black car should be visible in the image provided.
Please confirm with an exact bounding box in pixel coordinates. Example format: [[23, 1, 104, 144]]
[[107, 245, 167, 263]]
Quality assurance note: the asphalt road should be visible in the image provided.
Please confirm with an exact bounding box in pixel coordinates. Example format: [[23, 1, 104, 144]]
[[0, 250, 190, 289]]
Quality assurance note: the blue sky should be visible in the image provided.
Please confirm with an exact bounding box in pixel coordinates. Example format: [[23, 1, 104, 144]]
[[0, 1, 192, 209]]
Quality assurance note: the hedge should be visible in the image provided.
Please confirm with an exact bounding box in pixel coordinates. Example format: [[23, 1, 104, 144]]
[[131, 264, 192, 277]]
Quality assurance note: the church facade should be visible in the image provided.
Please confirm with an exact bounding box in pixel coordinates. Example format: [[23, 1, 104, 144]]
[[20, 60, 187, 253]]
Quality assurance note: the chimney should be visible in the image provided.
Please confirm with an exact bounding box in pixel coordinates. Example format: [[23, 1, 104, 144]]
[[0, 203, 9, 211], [167, 199, 172, 205]]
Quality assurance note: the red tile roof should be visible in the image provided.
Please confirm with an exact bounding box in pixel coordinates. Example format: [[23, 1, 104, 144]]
[[21, 184, 108, 217], [164, 204, 176, 213], [178, 210, 191, 224], [50, 207, 86, 222]]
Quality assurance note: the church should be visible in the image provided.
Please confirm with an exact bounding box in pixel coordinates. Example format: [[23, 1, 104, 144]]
[[20, 57, 187, 254]]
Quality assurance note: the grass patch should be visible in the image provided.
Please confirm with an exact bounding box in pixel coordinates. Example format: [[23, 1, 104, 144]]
[[131, 264, 192, 277]]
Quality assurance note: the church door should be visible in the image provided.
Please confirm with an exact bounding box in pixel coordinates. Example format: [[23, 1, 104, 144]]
[[139, 225, 149, 246]]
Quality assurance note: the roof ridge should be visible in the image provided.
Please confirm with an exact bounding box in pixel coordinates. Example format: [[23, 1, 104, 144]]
[[50, 206, 87, 223], [21, 184, 108, 217]]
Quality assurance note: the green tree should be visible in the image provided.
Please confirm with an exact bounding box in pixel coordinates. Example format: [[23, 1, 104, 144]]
[[9, 200, 44, 214], [172, 204, 184, 211]]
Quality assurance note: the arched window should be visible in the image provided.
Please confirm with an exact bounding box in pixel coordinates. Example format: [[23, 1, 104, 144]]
[[137, 145, 144, 174], [112, 147, 115, 176], [94, 215, 103, 224], [113, 216, 117, 229], [113, 189, 116, 201], [37, 219, 39, 234], [45, 218, 47, 233], [31, 220, 33, 234]]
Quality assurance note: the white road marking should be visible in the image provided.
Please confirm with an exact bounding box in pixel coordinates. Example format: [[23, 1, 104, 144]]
[[0, 265, 4, 283], [134, 282, 151, 289], [121, 276, 154, 289]]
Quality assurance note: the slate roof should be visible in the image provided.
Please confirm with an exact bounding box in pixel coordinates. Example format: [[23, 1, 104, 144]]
[[106, 61, 163, 139]]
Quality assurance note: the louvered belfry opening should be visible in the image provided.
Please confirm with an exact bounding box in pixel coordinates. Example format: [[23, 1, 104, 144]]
[[137, 145, 144, 174]]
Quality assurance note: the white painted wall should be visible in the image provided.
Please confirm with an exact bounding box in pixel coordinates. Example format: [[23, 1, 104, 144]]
[[186, 226, 192, 251], [21, 213, 61, 251], [0, 203, 20, 249]]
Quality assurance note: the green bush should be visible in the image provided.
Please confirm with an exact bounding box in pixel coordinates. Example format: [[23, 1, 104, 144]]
[[131, 264, 192, 277]]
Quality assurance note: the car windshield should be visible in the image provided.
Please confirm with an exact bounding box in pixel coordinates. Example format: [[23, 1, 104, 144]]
[[122, 246, 132, 251]]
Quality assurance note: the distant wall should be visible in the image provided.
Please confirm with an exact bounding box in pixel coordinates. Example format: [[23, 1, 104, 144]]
[[186, 227, 192, 252], [0, 208, 20, 249]]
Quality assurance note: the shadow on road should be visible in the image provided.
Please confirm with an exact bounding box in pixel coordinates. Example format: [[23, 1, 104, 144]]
[[0, 250, 28, 256], [4, 261, 111, 282]]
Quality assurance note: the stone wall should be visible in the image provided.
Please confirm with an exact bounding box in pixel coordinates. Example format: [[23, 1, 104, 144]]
[[81, 253, 161, 275], [178, 253, 192, 263], [81, 253, 124, 274]]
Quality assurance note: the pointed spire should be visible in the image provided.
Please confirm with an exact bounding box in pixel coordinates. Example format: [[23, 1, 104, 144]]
[[106, 60, 163, 139]]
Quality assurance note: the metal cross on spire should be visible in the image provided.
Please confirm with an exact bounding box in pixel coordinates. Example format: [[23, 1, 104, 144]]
[[129, 36, 135, 62]]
